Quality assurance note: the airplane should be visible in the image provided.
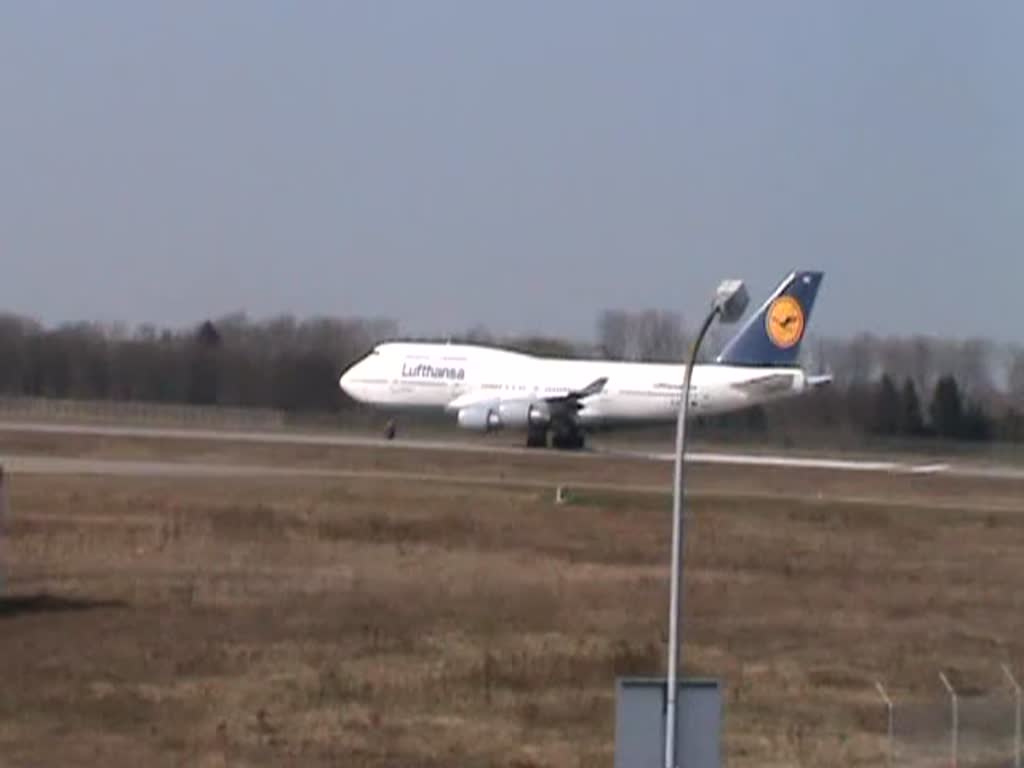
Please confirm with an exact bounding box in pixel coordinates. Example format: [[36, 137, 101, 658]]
[[339, 270, 831, 450]]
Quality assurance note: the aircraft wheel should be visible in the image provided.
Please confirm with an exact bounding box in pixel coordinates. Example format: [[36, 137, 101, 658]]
[[552, 428, 585, 451], [526, 427, 548, 448]]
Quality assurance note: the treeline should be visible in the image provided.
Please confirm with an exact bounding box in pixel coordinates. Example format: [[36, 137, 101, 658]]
[[0, 313, 396, 413], [1, 309, 1023, 444], [587, 310, 1024, 444], [865, 374, 1009, 442], [801, 333, 1024, 445], [704, 373, 1024, 445]]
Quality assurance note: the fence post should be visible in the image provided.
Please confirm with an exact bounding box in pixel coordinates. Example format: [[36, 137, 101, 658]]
[[940, 672, 958, 768], [1004, 665, 1022, 768], [875, 681, 894, 768]]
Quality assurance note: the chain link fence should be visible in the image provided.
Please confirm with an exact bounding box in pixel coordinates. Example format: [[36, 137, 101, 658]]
[[881, 677, 1022, 768]]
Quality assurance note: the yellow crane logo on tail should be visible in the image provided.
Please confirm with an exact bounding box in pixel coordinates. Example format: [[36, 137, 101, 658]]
[[765, 295, 805, 349]]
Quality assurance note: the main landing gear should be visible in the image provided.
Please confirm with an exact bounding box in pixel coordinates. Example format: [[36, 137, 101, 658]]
[[525, 424, 586, 451], [526, 425, 548, 448]]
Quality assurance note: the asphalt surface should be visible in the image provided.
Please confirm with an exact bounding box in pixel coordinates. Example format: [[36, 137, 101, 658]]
[[0, 420, 1022, 481], [4, 454, 1024, 515]]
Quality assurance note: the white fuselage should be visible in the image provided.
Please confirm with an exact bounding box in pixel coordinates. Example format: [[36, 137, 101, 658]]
[[340, 342, 810, 427]]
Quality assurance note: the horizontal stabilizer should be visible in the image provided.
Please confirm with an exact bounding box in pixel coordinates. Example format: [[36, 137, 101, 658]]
[[730, 372, 797, 395]]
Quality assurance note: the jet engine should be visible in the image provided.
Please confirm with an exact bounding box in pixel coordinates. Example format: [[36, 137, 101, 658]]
[[457, 405, 501, 432], [456, 400, 551, 432], [498, 400, 551, 429]]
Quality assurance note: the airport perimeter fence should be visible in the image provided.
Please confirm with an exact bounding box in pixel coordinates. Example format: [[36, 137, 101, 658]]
[[879, 676, 1023, 768], [0, 396, 287, 431]]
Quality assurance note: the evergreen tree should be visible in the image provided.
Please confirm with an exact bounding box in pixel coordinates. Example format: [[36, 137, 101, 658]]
[[929, 375, 963, 439], [899, 378, 925, 436], [1000, 408, 1024, 443], [187, 321, 222, 406], [870, 375, 901, 435], [1009, 353, 1024, 403], [744, 405, 767, 432], [960, 400, 993, 442]]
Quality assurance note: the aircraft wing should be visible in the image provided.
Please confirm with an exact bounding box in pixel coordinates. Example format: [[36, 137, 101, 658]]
[[444, 377, 608, 413], [562, 377, 608, 402]]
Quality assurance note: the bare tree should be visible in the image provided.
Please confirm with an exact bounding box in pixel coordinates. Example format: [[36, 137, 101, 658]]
[[598, 308, 687, 362], [908, 335, 935, 392], [635, 310, 686, 362], [1008, 348, 1024, 404], [955, 338, 994, 397], [597, 310, 630, 360]]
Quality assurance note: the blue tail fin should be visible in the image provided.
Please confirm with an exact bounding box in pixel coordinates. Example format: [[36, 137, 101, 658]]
[[715, 270, 823, 367]]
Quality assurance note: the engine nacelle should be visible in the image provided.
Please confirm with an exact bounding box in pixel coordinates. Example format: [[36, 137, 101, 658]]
[[457, 400, 551, 432], [457, 405, 502, 432], [497, 400, 551, 429]]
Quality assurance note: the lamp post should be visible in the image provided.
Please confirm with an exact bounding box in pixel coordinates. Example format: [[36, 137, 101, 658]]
[[664, 279, 748, 768]]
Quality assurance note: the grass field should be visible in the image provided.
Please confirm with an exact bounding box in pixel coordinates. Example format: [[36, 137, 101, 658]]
[[1, 431, 1024, 767]]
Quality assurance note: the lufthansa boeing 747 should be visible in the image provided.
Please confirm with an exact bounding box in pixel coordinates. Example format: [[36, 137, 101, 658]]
[[339, 271, 830, 449]]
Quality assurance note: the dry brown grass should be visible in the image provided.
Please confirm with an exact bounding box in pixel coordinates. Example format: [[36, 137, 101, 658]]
[[2, 432, 1024, 766]]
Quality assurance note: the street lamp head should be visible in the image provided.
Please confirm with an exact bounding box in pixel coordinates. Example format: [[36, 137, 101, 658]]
[[713, 279, 749, 324]]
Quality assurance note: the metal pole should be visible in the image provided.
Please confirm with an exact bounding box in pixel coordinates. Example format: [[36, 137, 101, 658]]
[[664, 306, 718, 768], [940, 672, 958, 768], [875, 681, 893, 768], [1003, 665, 1021, 768]]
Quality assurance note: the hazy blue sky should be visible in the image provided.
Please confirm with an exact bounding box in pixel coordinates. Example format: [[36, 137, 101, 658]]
[[1, 2, 1021, 342]]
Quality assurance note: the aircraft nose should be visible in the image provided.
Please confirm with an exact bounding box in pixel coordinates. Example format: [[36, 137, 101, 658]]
[[339, 366, 358, 398], [340, 355, 379, 403]]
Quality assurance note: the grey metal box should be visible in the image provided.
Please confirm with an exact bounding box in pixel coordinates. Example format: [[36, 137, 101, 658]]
[[614, 677, 722, 768]]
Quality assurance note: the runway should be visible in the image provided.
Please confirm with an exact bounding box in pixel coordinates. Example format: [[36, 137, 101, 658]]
[[5, 453, 1024, 515], [0, 420, 1022, 481]]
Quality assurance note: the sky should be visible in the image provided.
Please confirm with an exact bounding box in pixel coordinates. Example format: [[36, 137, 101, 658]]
[[1, 1, 1022, 343]]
